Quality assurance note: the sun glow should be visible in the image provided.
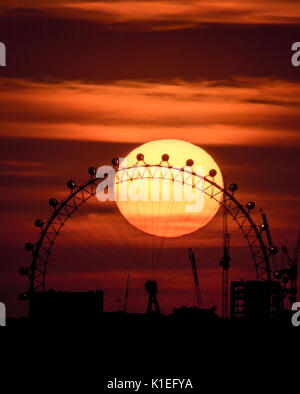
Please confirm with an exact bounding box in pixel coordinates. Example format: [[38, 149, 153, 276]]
[[114, 139, 223, 237]]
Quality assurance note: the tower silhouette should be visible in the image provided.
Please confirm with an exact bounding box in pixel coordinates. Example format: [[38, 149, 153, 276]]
[[145, 281, 160, 315]]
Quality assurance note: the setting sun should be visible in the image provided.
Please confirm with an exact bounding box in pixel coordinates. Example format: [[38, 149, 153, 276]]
[[114, 139, 223, 237]]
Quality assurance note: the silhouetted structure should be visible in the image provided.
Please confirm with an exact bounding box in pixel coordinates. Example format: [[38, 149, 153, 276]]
[[171, 306, 218, 322], [219, 183, 231, 319], [29, 290, 103, 325], [145, 281, 160, 315], [188, 248, 202, 308], [230, 281, 283, 320], [123, 275, 130, 313], [275, 228, 300, 307]]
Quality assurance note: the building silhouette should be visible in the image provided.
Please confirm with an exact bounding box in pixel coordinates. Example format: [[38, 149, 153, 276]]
[[29, 289, 103, 325], [230, 280, 283, 320]]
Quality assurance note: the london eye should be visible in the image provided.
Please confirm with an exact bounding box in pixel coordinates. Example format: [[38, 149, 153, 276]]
[[20, 141, 279, 316]]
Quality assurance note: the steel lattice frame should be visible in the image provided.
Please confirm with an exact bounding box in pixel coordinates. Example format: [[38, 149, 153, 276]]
[[24, 164, 273, 294]]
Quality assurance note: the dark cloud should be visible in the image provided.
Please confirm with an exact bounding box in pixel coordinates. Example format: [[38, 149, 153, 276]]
[[0, 14, 299, 83]]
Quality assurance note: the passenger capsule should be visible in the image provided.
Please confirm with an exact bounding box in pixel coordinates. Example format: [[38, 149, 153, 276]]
[[67, 180, 76, 189], [136, 153, 144, 161], [88, 167, 96, 176], [246, 201, 255, 210], [112, 158, 119, 167], [19, 267, 28, 276], [49, 198, 58, 207], [25, 242, 34, 251], [209, 169, 217, 177], [35, 219, 44, 228], [269, 246, 278, 255], [274, 271, 281, 279], [229, 183, 238, 192], [260, 223, 268, 231], [19, 292, 28, 301]]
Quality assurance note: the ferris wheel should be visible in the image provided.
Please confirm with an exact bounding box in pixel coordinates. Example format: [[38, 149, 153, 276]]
[[19, 154, 278, 313]]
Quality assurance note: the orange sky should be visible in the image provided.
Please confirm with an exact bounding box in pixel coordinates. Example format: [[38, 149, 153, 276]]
[[0, 1, 299, 317], [1, 1, 300, 26], [0, 77, 300, 145]]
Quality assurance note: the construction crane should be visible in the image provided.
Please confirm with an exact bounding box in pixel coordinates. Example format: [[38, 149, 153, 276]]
[[123, 275, 130, 313], [188, 248, 201, 309], [260, 209, 278, 271], [277, 229, 300, 306], [219, 198, 230, 319]]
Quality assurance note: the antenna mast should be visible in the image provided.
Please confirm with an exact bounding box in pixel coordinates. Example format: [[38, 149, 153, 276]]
[[260, 209, 277, 272], [188, 248, 202, 308], [123, 275, 130, 313], [219, 196, 230, 319], [281, 228, 300, 306]]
